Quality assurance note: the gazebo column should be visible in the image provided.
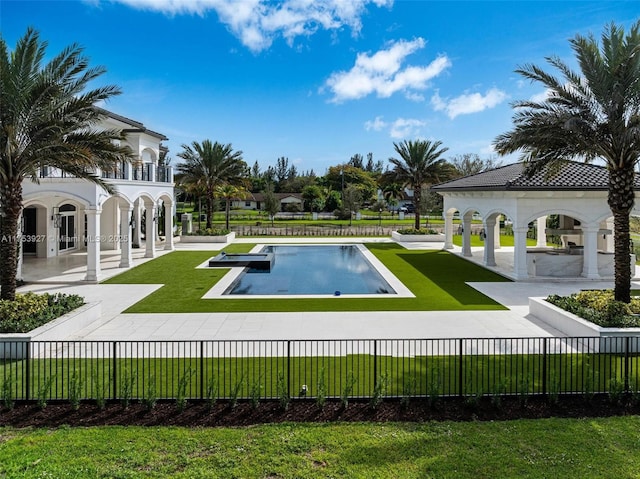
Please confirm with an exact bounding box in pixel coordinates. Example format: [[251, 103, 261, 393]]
[[85, 207, 101, 282], [513, 226, 529, 280], [536, 216, 547, 248], [581, 225, 600, 279], [143, 199, 155, 258], [462, 217, 472, 257], [444, 211, 454, 249], [483, 218, 497, 266], [119, 203, 133, 268], [494, 218, 501, 249], [164, 201, 174, 251]]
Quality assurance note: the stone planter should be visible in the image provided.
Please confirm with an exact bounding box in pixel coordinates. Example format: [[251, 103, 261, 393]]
[[180, 232, 236, 243], [392, 231, 445, 242], [529, 297, 640, 353], [0, 302, 102, 359]]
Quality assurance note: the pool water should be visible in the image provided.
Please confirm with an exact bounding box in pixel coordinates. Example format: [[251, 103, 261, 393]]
[[224, 245, 396, 295]]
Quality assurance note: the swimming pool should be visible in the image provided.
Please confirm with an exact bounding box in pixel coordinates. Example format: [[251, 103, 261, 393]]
[[224, 245, 394, 295]]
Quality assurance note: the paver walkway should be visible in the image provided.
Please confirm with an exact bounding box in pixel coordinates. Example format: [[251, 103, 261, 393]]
[[17, 238, 636, 341]]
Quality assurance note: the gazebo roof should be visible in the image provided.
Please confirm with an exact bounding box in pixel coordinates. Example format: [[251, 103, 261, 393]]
[[432, 160, 640, 192]]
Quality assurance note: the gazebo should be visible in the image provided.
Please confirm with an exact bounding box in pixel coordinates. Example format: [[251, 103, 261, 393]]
[[432, 161, 640, 281]]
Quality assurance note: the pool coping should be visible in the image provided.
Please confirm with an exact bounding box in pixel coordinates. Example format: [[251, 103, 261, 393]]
[[199, 243, 415, 299]]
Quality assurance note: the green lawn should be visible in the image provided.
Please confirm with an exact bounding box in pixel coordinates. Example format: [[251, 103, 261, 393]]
[[2, 418, 639, 478], [103, 244, 510, 313]]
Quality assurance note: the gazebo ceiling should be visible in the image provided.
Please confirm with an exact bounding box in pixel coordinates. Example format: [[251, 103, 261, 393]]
[[433, 160, 640, 192]]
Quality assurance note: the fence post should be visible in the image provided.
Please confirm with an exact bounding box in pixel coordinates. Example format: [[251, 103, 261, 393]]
[[200, 341, 205, 399], [542, 338, 548, 396], [112, 341, 118, 401], [624, 336, 630, 392], [287, 340, 291, 398], [25, 341, 31, 401], [458, 338, 463, 397], [373, 340, 378, 391]]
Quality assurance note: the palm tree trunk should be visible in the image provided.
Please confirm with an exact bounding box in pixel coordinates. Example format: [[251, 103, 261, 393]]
[[225, 198, 230, 231], [206, 188, 213, 230], [608, 167, 635, 303], [413, 189, 421, 230], [0, 181, 23, 301]]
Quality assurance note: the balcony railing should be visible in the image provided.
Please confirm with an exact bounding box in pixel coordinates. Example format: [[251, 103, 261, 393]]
[[38, 164, 172, 184]]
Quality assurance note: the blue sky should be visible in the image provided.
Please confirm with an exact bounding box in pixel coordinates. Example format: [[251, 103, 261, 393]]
[[2, 0, 638, 174]]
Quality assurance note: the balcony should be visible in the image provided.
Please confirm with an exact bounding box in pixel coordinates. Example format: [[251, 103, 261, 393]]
[[38, 164, 173, 184]]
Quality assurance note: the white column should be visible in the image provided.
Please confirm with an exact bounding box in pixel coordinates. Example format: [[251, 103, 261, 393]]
[[144, 199, 155, 258], [536, 216, 547, 248], [581, 225, 600, 279], [513, 226, 529, 280], [164, 201, 174, 251], [444, 211, 454, 249], [119, 204, 133, 268], [494, 217, 501, 249], [483, 218, 497, 266], [462, 217, 472, 257], [85, 207, 101, 282], [132, 201, 141, 248]]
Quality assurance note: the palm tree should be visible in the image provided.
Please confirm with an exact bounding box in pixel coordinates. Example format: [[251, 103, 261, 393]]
[[389, 140, 450, 230], [215, 183, 249, 231], [176, 140, 246, 229], [0, 28, 131, 301], [494, 21, 640, 303]]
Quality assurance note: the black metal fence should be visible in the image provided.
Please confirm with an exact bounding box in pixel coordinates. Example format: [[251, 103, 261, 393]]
[[1, 336, 639, 403]]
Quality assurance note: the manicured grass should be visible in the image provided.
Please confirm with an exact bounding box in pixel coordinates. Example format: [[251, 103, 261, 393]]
[[103, 244, 509, 313], [2, 418, 640, 478]]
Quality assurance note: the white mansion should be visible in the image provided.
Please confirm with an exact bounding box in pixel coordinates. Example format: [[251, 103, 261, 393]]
[[19, 109, 174, 282]]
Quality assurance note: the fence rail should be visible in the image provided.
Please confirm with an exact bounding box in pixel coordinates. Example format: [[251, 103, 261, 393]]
[[1, 337, 639, 403]]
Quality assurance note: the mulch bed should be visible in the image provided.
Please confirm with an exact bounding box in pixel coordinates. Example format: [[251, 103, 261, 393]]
[[1, 395, 639, 428]]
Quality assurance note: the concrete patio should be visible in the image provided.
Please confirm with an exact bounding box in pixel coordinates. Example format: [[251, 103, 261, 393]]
[[16, 238, 639, 342]]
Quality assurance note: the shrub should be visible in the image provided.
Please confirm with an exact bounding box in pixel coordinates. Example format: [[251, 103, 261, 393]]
[[37, 375, 56, 410], [176, 368, 194, 412], [206, 376, 218, 410], [369, 372, 388, 410], [0, 292, 84, 333], [189, 228, 230, 236], [340, 371, 357, 409], [546, 290, 640, 328], [396, 228, 439, 235], [68, 370, 83, 410], [276, 372, 290, 411], [316, 368, 327, 409]]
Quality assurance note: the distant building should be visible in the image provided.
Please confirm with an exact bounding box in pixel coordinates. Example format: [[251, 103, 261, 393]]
[[231, 193, 304, 212]]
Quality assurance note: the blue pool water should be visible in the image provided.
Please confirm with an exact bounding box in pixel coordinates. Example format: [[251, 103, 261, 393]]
[[224, 245, 395, 295]]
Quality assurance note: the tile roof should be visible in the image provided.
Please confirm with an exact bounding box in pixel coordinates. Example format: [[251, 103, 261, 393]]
[[432, 160, 640, 192]]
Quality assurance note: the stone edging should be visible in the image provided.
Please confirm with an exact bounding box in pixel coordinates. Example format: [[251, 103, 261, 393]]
[[0, 301, 102, 359], [179, 232, 236, 243], [529, 297, 640, 352], [391, 231, 445, 242]]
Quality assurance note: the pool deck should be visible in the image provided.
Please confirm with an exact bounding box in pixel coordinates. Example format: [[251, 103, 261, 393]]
[[16, 237, 639, 341]]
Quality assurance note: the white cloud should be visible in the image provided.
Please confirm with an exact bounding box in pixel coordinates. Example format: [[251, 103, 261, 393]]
[[431, 87, 507, 119], [364, 115, 425, 139], [364, 116, 387, 131], [389, 118, 425, 139], [324, 38, 451, 102], [107, 0, 392, 52]]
